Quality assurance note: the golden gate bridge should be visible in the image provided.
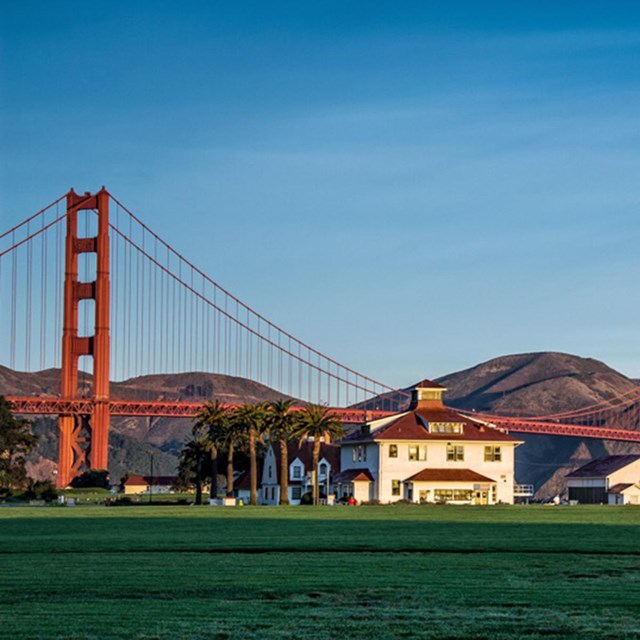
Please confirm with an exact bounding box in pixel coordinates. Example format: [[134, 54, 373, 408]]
[[1, 188, 639, 487]]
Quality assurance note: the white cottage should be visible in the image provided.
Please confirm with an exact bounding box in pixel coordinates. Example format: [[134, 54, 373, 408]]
[[260, 441, 340, 505], [338, 380, 524, 505]]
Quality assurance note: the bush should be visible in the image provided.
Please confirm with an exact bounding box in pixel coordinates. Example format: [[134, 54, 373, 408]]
[[70, 469, 110, 489], [24, 480, 58, 502]]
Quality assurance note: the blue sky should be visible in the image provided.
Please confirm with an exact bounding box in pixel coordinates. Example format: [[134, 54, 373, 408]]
[[1, 1, 639, 384]]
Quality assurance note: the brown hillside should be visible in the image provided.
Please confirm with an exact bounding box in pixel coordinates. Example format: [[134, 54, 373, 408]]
[[0, 367, 292, 481], [436, 353, 640, 499], [437, 352, 637, 415]]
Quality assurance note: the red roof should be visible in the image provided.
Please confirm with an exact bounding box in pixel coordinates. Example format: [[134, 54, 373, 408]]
[[405, 468, 495, 483], [124, 475, 178, 486], [343, 407, 521, 443], [273, 441, 340, 473], [414, 379, 446, 389], [334, 468, 374, 483]]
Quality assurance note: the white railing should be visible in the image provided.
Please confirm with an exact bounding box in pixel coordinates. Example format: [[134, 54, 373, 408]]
[[514, 484, 535, 496]]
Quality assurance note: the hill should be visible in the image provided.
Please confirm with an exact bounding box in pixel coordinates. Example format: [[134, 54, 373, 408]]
[[2, 353, 639, 496], [0, 366, 290, 482], [436, 352, 640, 498]]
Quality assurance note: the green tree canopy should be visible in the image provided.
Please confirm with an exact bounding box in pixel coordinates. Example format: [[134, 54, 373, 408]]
[[292, 405, 344, 506], [0, 396, 38, 495]]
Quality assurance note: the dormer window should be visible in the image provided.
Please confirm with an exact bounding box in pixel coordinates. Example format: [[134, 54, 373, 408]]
[[319, 463, 327, 477], [430, 422, 463, 434]]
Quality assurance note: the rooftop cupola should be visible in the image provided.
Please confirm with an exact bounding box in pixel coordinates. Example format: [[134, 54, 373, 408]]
[[410, 379, 446, 410]]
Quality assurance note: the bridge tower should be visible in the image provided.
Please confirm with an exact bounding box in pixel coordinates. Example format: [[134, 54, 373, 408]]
[[57, 188, 110, 488]]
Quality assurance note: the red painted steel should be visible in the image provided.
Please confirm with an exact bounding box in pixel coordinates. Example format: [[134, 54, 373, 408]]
[[7, 396, 640, 442], [57, 189, 110, 487], [4, 188, 640, 488], [7, 396, 395, 423]]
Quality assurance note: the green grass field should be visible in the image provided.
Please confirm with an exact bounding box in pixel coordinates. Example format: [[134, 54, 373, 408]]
[[0, 505, 638, 639]]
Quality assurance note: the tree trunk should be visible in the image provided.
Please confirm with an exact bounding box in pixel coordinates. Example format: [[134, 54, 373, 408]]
[[279, 436, 289, 505], [195, 455, 203, 505], [209, 445, 218, 500], [226, 442, 235, 497], [249, 428, 257, 505], [312, 436, 321, 506]]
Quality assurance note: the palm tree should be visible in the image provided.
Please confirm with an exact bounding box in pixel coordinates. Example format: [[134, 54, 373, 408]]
[[266, 399, 296, 505], [292, 405, 344, 506], [194, 400, 230, 500], [233, 403, 267, 505], [219, 406, 240, 499], [178, 433, 209, 505]]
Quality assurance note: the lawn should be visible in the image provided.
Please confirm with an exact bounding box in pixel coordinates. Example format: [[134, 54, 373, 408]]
[[0, 504, 638, 639]]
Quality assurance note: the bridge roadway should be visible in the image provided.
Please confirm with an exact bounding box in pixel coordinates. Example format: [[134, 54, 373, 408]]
[[7, 396, 640, 442]]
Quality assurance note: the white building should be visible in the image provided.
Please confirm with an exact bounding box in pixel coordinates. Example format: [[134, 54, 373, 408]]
[[337, 380, 524, 505], [260, 441, 340, 505], [566, 455, 640, 504]]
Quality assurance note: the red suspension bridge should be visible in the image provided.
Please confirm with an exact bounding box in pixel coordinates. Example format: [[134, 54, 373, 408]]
[[1, 188, 639, 487]]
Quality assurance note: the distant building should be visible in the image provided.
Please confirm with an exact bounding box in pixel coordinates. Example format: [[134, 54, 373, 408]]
[[123, 474, 178, 495], [566, 455, 640, 504], [260, 441, 340, 505], [338, 380, 524, 504]]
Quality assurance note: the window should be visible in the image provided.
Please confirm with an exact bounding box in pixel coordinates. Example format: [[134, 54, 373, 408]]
[[291, 486, 302, 500], [484, 446, 502, 462], [408, 445, 427, 461], [319, 463, 327, 477], [292, 465, 301, 479], [355, 445, 367, 462], [430, 422, 463, 434], [446, 445, 464, 461], [268, 465, 272, 478], [352, 447, 357, 462], [391, 480, 401, 496], [435, 489, 473, 503], [389, 444, 398, 458]]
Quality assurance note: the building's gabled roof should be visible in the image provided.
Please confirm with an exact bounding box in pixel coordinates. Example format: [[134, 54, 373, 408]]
[[404, 468, 495, 483], [566, 455, 640, 478], [342, 407, 521, 443], [334, 468, 374, 483], [274, 441, 340, 472], [607, 483, 638, 494]]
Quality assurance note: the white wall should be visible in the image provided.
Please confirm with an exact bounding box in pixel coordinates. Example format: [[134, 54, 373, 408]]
[[376, 440, 518, 504]]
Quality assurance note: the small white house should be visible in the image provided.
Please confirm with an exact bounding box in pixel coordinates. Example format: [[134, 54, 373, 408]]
[[260, 441, 340, 505], [123, 474, 178, 495], [338, 380, 524, 505], [567, 455, 640, 504]]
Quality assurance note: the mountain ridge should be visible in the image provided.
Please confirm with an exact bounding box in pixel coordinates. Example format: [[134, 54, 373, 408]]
[[2, 352, 638, 495]]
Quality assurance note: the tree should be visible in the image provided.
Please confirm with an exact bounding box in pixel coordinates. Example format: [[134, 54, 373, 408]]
[[292, 405, 344, 506], [193, 400, 230, 500], [178, 434, 209, 505], [233, 403, 267, 505], [69, 469, 110, 489], [0, 396, 37, 495], [265, 399, 296, 505]]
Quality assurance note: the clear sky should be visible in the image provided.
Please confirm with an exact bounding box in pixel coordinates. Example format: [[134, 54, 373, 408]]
[[1, 1, 639, 385]]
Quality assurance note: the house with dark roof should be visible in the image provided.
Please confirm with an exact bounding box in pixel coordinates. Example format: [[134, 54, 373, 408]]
[[338, 380, 524, 504], [566, 455, 640, 504], [260, 441, 341, 505]]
